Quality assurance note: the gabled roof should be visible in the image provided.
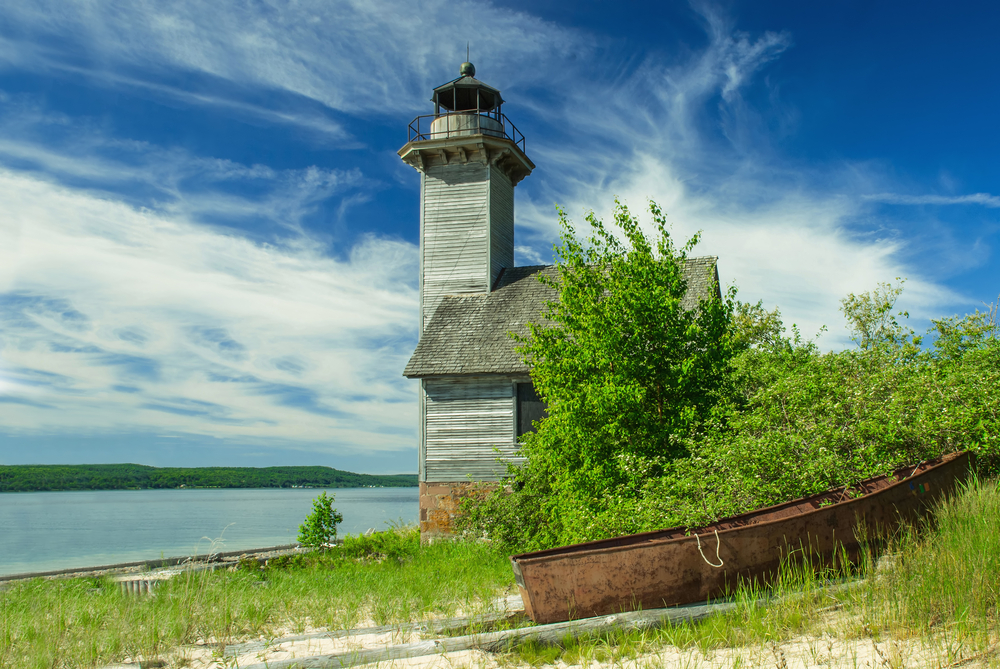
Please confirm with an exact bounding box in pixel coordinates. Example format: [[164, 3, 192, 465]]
[[403, 256, 720, 379]]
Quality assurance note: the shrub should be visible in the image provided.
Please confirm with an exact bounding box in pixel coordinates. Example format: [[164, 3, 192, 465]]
[[297, 491, 343, 549], [459, 200, 1000, 552], [340, 527, 420, 560], [476, 199, 736, 549]]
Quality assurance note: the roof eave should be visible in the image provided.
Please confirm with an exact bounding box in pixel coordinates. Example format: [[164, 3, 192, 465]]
[[403, 368, 530, 380]]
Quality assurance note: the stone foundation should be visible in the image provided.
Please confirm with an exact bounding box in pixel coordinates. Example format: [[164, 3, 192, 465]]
[[419, 481, 496, 540]]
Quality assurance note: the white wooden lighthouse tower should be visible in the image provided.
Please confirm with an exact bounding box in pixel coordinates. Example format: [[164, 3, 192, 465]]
[[399, 62, 536, 537], [399, 62, 535, 333], [400, 64, 722, 539]]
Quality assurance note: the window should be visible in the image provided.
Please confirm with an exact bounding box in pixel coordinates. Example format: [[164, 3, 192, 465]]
[[516, 382, 547, 438]]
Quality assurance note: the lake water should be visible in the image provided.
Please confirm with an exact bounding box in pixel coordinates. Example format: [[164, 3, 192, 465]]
[[0, 487, 418, 577]]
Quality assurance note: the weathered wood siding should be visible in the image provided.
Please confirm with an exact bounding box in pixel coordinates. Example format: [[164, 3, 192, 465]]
[[421, 163, 490, 331], [421, 376, 521, 482], [419, 163, 517, 331], [489, 167, 514, 286]]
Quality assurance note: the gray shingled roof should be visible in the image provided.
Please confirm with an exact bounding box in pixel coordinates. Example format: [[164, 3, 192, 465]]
[[403, 256, 720, 379]]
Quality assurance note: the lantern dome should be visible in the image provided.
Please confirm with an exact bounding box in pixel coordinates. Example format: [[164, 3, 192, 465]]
[[431, 62, 504, 113]]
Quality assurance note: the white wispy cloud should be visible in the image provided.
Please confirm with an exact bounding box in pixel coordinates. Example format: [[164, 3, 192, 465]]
[[0, 0, 985, 464], [863, 192, 1000, 208], [509, 6, 962, 345], [0, 101, 364, 238], [0, 167, 419, 452], [0, 0, 583, 122]]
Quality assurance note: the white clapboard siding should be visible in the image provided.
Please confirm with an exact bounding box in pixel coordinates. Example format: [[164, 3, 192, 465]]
[[489, 167, 514, 285], [423, 377, 522, 482], [421, 163, 490, 330]]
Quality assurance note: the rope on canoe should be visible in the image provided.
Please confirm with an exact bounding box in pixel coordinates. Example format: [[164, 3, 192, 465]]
[[695, 529, 724, 568]]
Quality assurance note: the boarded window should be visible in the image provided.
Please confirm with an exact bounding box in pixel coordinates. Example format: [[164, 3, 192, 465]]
[[424, 377, 518, 482], [516, 382, 547, 437]]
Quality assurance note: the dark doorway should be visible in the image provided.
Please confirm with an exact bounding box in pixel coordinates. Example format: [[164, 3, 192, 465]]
[[517, 382, 547, 438]]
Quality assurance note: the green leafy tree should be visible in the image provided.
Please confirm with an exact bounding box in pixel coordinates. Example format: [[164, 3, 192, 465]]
[[297, 492, 344, 549], [840, 278, 921, 350], [930, 299, 998, 361], [519, 200, 735, 460], [665, 286, 1000, 526], [461, 199, 736, 548], [461, 209, 1000, 552]]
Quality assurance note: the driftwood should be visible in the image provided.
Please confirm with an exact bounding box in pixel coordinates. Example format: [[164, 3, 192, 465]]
[[216, 609, 525, 659], [103, 583, 859, 669], [0, 543, 304, 587], [240, 600, 737, 669]]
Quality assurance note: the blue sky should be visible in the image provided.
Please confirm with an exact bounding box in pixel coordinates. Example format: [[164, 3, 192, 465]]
[[1, 1, 997, 472]]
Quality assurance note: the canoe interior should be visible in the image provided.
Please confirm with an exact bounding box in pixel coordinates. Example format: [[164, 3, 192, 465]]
[[510, 451, 970, 623]]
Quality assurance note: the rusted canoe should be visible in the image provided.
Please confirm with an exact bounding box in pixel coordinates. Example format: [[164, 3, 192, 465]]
[[511, 451, 971, 623]]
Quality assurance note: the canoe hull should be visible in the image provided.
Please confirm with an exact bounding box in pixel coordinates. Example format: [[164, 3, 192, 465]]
[[511, 452, 971, 623]]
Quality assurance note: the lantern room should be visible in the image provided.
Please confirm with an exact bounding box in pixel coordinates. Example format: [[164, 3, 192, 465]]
[[402, 62, 527, 152], [432, 62, 504, 116]]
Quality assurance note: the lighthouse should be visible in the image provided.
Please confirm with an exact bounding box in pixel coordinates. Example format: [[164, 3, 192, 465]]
[[400, 62, 542, 538], [398, 61, 535, 333], [401, 63, 721, 539]]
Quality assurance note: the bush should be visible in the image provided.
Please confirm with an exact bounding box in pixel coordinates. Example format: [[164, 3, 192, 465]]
[[297, 491, 343, 549], [458, 206, 1000, 553], [466, 199, 735, 549], [340, 527, 420, 560]]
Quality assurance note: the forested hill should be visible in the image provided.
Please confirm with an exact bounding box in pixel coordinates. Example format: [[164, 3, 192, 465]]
[[0, 464, 418, 492]]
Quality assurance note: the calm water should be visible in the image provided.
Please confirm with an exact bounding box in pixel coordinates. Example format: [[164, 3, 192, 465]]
[[0, 487, 418, 577]]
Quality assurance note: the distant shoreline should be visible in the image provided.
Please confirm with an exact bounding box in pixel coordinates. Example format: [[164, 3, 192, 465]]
[[0, 464, 418, 493]]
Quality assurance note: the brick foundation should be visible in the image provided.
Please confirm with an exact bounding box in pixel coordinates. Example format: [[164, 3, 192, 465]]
[[419, 481, 496, 540]]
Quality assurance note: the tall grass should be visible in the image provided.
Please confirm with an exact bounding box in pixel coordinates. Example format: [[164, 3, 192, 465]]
[[0, 527, 514, 669], [858, 475, 1000, 634]]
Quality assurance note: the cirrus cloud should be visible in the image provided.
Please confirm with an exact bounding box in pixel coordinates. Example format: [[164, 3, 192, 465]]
[[0, 167, 419, 453]]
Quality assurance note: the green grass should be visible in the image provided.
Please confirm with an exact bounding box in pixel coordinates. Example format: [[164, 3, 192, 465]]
[[5, 479, 999, 669], [0, 527, 514, 669], [858, 474, 1000, 633]]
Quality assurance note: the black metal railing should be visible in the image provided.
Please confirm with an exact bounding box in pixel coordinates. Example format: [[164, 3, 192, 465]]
[[407, 111, 526, 153]]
